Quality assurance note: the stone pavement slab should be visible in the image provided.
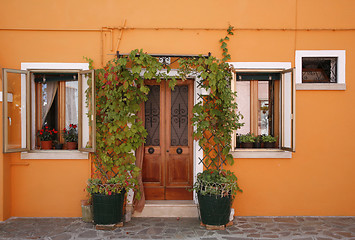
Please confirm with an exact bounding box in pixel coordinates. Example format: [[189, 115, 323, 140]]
[[0, 217, 354, 240]]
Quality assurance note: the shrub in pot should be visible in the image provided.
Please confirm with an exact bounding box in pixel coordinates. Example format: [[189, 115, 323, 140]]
[[62, 124, 78, 150], [37, 125, 57, 149], [239, 133, 255, 148], [87, 177, 127, 225], [262, 135, 277, 148], [193, 169, 242, 226]]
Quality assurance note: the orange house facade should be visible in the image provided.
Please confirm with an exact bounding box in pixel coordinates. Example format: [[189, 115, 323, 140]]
[[1, 0, 355, 221]]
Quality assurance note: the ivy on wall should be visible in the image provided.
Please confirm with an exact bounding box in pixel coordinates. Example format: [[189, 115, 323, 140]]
[[86, 50, 174, 197], [178, 25, 243, 170], [86, 26, 243, 197]]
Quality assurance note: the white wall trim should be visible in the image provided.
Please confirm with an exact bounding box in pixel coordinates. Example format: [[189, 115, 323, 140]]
[[296, 83, 346, 90], [21, 62, 89, 71], [295, 50, 346, 89], [231, 150, 292, 159], [230, 62, 291, 70], [21, 150, 89, 159]]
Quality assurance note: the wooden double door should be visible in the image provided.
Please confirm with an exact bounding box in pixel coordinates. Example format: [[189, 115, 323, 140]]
[[142, 80, 193, 200]]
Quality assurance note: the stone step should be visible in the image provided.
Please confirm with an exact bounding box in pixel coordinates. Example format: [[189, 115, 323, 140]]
[[132, 200, 199, 218]]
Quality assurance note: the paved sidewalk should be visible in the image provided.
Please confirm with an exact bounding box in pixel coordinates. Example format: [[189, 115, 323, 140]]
[[0, 217, 354, 240]]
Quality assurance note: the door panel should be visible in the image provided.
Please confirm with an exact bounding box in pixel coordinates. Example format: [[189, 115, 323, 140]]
[[143, 80, 193, 200], [142, 82, 165, 200]]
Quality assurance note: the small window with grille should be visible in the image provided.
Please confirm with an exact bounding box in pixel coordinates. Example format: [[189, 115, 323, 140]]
[[295, 50, 346, 90], [302, 57, 337, 83]]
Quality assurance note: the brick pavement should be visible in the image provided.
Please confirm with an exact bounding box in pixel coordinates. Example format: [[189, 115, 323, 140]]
[[0, 217, 354, 239]]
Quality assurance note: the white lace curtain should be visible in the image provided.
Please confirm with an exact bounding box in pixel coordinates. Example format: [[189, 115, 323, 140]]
[[65, 81, 78, 127], [42, 81, 78, 128]]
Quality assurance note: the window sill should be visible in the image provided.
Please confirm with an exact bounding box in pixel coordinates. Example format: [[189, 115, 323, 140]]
[[296, 83, 346, 90], [21, 150, 89, 160], [231, 149, 292, 159]]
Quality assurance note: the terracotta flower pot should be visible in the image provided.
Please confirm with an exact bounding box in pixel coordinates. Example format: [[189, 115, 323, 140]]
[[40, 140, 52, 150], [66, 142, 77, 150]]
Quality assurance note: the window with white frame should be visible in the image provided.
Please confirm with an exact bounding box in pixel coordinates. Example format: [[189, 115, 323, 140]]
[[230, 63, 295, 153], [2, 63, 96, 153], [295, 50, 346, 90]]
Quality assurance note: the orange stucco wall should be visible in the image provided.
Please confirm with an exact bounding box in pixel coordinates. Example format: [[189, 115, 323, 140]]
[[0, 0, 355, 220]]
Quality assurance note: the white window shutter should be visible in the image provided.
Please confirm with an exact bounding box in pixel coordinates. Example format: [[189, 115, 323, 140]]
[[78, 70, 96, 152], [281, 68, 296, 152], [2, 68, 30, 153]]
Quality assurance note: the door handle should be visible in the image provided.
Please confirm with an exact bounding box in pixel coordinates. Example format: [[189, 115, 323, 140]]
[[148, 147, 155, 154], [176, 148, 183, 154]]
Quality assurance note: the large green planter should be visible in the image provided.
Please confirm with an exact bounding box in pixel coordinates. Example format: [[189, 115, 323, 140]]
[[198, 192, 232, 226], [92, 189, 126, 225]]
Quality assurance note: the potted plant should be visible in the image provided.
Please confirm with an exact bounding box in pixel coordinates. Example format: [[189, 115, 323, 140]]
[[86, 177, 126, 225], [262, 135, 277, 148], [37, 125, 57, 149], [180, 26, 243, 227], [62, 124, 78, 149], [239, 133, 255, 148], [193, 169, 242, 226], [254, 135, 262, 148]]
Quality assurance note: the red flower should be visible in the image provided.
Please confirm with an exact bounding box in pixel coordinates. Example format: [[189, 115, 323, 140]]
[[108, 191, 112, 196], [40, 132, 43, 135], [45, 126, 48, 129], [69, 124, 72, 128], [73, 125, 77, 129]]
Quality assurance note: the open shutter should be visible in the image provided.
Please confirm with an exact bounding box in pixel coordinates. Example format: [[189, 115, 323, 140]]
[[2, 68, 30, 153], [78, 70, 96, 152], [231, 70, 237, 149], [281, 68, 296, 152]]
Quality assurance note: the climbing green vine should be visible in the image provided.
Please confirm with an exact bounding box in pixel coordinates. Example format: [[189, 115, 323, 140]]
[[86, 26, 242, 199], [179, 25, 243, 196], [86, 49, 175, 198]]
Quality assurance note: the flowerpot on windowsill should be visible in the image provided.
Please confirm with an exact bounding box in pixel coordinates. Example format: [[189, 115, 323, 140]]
[[241, 142, 254, 148], [40, 140, 52, 150], [254, 142, 261, 148], [263, 142, 275, 148], [66, 142, 77, 150]]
